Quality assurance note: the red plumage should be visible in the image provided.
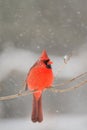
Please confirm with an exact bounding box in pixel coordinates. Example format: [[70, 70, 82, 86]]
[[26, 50, 54, 122]]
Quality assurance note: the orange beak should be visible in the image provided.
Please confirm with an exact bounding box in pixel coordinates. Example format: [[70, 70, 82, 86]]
[[48, 60, 53, 64]]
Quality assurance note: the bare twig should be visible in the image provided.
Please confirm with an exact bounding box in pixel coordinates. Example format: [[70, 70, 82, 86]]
[[0, 72, 87, 101], [51, 79, 87, 93], [57, 53, 72, 75], [0, 90, 38, 101], [54, 72, 87, 87]]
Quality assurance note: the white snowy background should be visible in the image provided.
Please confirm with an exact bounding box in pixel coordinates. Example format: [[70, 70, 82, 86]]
[[0, 0, 87, 129]]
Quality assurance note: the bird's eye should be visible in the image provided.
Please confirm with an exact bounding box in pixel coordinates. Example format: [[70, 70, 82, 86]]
[[43, 60, 51, 69], [43, 60, 49, 65]]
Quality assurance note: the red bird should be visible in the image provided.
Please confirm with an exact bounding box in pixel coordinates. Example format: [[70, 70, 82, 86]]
[[26, 50, 54, 122]]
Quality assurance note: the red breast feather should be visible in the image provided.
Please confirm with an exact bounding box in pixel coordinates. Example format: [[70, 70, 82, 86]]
[[27, 64, 53, 91]]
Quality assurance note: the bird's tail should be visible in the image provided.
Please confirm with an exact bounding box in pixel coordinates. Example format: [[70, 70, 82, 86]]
[[31, 94, 43, 122]]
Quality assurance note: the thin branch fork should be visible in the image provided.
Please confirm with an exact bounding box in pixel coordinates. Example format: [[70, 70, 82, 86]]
[[0, 72, 87, 101], [54, 72, 87, 87], [0, 90, 39, 101], [0, 91, 29, 101], [51, 79, 87, 93]]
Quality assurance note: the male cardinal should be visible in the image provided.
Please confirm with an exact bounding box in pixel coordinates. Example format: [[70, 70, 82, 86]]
[[26, 50, 54, 122]]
